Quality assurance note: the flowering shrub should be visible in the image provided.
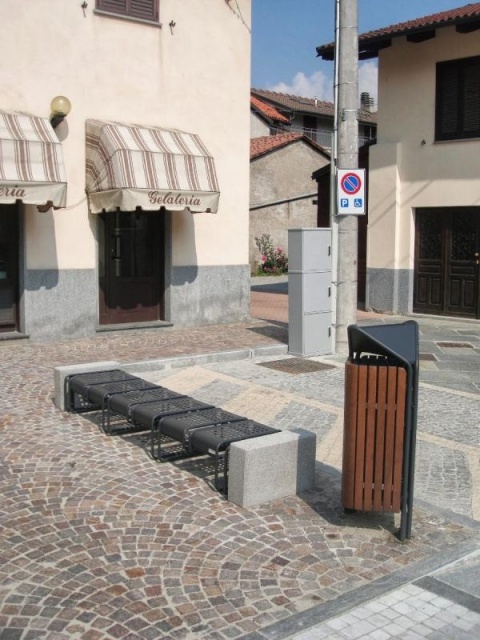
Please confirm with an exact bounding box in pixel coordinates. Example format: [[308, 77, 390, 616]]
[[255, 234, 288, 275]]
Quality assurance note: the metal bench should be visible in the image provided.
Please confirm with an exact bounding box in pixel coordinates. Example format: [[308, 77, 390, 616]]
[[129, 397, 215, 459], [159, 407, 245, 447], [62, 367, 281, 496], [105, 387, 186, 434], [187, 420, 280, 493], [65, 369, 138, 412], [158, 410, 279, 492], [65, 369, 159, 432]]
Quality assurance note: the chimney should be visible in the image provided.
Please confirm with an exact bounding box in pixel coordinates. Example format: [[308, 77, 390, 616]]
[[360, 91, 374, 112]]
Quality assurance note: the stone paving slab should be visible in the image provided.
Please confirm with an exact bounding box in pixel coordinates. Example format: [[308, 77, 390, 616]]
[[1, 316, 480, 639]]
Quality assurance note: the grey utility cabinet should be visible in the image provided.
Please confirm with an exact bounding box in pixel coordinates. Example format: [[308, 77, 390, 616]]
[[288, 228, 332, 356]]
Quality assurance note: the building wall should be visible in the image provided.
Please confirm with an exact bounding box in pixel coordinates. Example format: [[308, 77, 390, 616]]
[[251, 112, 270, 137], [367, 26, 480, 313], [0, 0, 251, 338], [250, 142, 328, 272]]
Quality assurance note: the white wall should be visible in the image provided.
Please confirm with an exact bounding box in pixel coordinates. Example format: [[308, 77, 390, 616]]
[[0, 0, 251, 269]]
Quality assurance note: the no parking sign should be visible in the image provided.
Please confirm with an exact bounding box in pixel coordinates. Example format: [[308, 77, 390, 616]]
[[337, 169, 366, 215]]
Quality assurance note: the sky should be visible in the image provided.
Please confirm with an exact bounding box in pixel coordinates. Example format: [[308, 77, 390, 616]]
[[251, 0, 466, 106]]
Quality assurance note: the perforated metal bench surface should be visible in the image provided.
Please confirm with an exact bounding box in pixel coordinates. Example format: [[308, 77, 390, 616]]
[[66, 369, 138, 413], [160, 408, 245, 447], [130, 397, 215, 459], [106, 387, 186, 433]]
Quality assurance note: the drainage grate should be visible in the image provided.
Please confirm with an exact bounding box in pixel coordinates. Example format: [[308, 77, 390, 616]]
[[436, 341, 474, 349], [257, 358, 336, 375], [419, 353, 438, 361]]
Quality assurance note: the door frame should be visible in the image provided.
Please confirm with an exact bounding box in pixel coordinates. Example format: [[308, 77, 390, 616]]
[[98, 210, 166, 326], [0, 203, 20, 332], [414, 207, 480, 318]]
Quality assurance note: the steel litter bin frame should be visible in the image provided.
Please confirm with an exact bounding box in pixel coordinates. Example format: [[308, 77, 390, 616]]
[[343, 320, 419, 541]]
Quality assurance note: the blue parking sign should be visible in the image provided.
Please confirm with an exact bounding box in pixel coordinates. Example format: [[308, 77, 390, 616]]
[[341, 198, 349, 208]]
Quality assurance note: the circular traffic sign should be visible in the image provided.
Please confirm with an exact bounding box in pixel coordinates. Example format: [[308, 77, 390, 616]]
[[341, 172, 362, 195]]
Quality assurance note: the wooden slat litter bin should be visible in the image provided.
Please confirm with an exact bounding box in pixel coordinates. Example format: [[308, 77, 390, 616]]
[[342, 360, 407, 513]]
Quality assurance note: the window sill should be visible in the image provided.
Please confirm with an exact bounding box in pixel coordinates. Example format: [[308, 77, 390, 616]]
[[94, 9, 161, 28], [434, 136, 480, 144]]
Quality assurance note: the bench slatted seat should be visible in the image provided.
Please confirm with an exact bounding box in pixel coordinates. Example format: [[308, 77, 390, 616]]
[[106, 387, 186, 434], [129, 397, 215, 459], [188, 420, 280, 492], [66, 369, 138, 412]]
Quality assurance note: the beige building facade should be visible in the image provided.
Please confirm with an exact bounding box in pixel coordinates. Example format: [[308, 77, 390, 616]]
[[368, 22, 480, 316], [317, 3, 480, 319], [0, 0, 251, 340]]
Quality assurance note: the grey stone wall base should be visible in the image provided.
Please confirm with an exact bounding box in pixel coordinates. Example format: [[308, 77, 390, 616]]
[[170, 264, 250, 327], [23, 269, 97, 341], [228, 429, 316, 508], [366, 267, 412, 314], [22, 264, 252, 340]]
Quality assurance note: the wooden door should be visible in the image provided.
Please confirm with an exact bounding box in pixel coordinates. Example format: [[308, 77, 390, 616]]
[[0, 204, 19, 331], [414, 208, 480, 317], [99, 211, 164, 325]]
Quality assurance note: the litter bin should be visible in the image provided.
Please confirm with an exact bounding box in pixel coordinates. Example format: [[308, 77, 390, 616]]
[[342, 321, 419, 541]]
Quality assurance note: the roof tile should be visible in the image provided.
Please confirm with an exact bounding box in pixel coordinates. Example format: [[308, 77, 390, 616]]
[[250, 133, 329, 160], [251, 88, 377, 124], [251, 96, 289, 123], [360, 1, 480, 41], [317, 2, 480, 59]]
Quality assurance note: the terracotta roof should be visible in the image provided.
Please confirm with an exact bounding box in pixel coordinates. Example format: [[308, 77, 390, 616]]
[[317, 2, 480, 60], [250, 95, 289, 123], [252, 88, 335, 117], [250, 133, 330, 160], [251, 88, 377, 124]]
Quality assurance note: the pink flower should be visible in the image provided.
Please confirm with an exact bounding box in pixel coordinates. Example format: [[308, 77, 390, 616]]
[[261, 255, 267, 262]]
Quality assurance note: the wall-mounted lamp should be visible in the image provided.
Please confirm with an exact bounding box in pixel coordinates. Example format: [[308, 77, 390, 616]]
[[50, 95, 72, 129]]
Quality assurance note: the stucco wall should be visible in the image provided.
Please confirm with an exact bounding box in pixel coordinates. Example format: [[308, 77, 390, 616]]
[[0, 0, 251, 270], [0, 0, 251, 337], [251, 113, 270, 137], [250, 141, 328, 271], [367, 25, 480, 313]]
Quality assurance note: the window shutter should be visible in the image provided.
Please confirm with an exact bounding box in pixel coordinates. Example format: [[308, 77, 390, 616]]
[[97, 0, 128, 15], [130, 0, 158, 21], [436, 64, 459, 139], [436, 56, 480, 141], [96, 0, 158, 21], [463, 63, 480, 135]]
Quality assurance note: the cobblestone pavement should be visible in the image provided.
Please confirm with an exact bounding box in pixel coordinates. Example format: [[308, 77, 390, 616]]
[[1, 300, 480, 639]]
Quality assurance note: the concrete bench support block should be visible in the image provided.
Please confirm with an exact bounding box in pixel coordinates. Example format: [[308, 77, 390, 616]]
[[228, 429, 316, 508], [54, 361, 120, 410]]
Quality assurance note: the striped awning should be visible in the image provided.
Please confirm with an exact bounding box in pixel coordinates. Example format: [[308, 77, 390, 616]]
[[85, 120, 220, 214], [0, 110, 67, 207]]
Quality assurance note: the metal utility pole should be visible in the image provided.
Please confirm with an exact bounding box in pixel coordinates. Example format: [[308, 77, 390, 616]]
[[333, 0, 359, 353]]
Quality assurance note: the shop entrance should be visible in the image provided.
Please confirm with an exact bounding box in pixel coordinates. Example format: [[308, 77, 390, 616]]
[[99, 211, 164, 325], [0, 204, 19, 332], [414, 208, 480, 317]]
